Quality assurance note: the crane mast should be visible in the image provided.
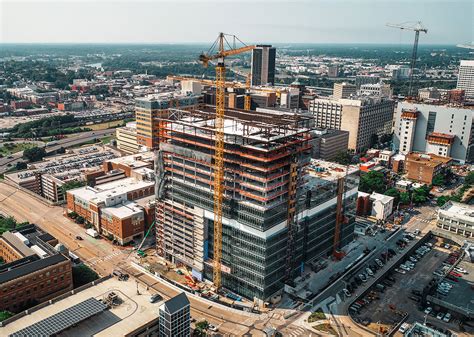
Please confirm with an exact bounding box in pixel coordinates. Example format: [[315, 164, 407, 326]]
[[387, 21, 428, 97], [199, 33, 255, 289]]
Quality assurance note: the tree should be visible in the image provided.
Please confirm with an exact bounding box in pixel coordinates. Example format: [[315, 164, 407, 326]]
[[465, 171, 474, 186], [15, 161, 27, 170], [359, 171, 385, 194], [400, 192, 410, 205], [72, 265, 99, 287], [437, 195, 451, 207], [332, 151, 352, 165], [0, 310, 14, 322], [412, 186, 430, 204], [432, 174, 446, 187], [384, 188, 400, 204], [23, 146, 46, 162], [60, 180, 86, 194]]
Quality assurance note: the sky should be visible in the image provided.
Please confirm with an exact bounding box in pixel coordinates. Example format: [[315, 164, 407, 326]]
[[0, 0, 472, 44]]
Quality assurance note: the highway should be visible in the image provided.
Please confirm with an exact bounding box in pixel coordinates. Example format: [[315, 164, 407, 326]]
[[0, 130, 114, 174]]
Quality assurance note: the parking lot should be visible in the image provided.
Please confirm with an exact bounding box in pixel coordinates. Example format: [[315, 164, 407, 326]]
[[349, 236, 473, 337]]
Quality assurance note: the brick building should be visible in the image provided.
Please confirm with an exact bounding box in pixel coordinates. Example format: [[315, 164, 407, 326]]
[[66, 178, 155, 245], [0, 225, 73, 313], [405, 152, 452, 184]]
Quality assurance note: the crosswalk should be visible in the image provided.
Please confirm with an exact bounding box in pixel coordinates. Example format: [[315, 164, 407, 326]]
[[87, 250, 123, 266], [284, 326, 308, 337]]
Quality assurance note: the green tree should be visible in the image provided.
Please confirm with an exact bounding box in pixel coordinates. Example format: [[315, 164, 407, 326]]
[[332, 151, 352, 165], [465, 171, 474, 186], [23, 146, 46, 162], [437, 195, 451, 207], [0, 216, 28, 235], [384, 188, 400, 204], [15, 161, 27, 170], [359, 171, 385, 194], [0, 310, 14, 322], [72, 265, 99, 287], [400, 192, 410, 205], [432, 174, 446, 187], [412, 186, 430, 204], [60, 180, 86, 194]]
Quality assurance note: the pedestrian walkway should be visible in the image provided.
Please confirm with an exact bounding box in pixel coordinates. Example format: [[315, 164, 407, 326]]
[[87, 250, 123, 266]]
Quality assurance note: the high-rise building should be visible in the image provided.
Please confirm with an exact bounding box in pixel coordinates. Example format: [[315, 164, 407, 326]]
[[457, 60, 474, 99], [333, 83, 356, 99], [251, 45, 276, 86], [135, 93, 200, 150], [116, 122, 139, 154], [155, 105, 358, 301], [355, 75, 380, 89], [309, 96, 395, 152], [393, 102, 474, 163], [158, 292, 190, 337], [327, 65, 339, 78]]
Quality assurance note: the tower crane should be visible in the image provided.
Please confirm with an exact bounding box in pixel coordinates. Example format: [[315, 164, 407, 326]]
[[386, 21, 428, 96], [199, 33, 255, 289]]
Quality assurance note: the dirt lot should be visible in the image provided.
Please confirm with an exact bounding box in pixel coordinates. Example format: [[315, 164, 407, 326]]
[[352, 238, 471, 336]]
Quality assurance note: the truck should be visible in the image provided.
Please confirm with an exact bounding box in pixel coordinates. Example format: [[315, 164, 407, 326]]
[[86, 228, 99, 238]]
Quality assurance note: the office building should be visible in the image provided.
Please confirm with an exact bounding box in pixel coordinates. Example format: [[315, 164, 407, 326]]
[[437, 201, 473, 239], [405, 152, 452, 185], [251, 45, 276, 86], [327, 65, 339, 78], [66, 177, 155, 245], [333, 82, 356, 99], [309, 96, 395, 152], [355, 75, 380, 89], [359, 83, 392, 98], [457, 60, 474, 99], [418, 87, 441, 101], [0, 225, 73, 313], [155, 105, 358, 301], [116, 122, 139, 154], [393, 102, 474, 163], [158, 292, 190, 337], [312, 129, 349, 160], [135, 93, 200, 150]]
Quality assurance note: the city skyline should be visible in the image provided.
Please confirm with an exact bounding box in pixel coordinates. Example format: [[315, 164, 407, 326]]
[[0, 0, 472, 44]]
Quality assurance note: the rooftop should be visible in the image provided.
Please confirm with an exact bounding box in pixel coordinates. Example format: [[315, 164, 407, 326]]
[[439, 201, 474, 224], [370, 192, 394, 205], [159, 292, 190, 314], [101, 201, 144, 219], [406, 152, 452, 167], [105, 152, 154, 169], [68, 177, 154, 206], [307, 159, 359, 181], [2, 278, 163, 336]]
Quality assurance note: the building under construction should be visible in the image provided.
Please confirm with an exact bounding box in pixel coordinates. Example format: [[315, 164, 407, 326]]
[[155, 104, 358, 301]]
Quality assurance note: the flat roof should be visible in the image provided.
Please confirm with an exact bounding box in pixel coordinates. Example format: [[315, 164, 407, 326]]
[[68, 178, 154, 204], [105, 152, 154, 169], [9, 298, 108, 337], [102, 201, 143, 219], [1, 278, 162, 336], [0, 254, 67, 284], [307, 159, 359, 181], [439, 201, 474, 224]]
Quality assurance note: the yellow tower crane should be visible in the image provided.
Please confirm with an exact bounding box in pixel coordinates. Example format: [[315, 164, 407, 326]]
[[244, 73, 251, 110], [199, 33, 255, 288]]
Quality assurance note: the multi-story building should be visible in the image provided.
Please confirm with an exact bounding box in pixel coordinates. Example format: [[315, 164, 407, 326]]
[[66, 177, 155, 245], [116, 122, 139, 154], [333, 82, 356, 99], [405, 152, 452, 185], [309, 96, 395, 152], [158, 292, 190, 337], [359, 83, 392, 98], [418, 87, 441, 101], [251, 45, 276, 86], [355, 75, 380, 89], [457, 60, 474, 99], [135, 93, 200, 150], [155, 105, 358, 301], [393, 102, 474, 163], [327, 65, 339, 78], [0, 225, 73, 313], [437, 201, 473, 239], [312, 129, 349, 160]]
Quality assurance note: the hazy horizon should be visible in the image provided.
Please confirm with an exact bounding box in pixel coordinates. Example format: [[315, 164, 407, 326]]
[[1, 0, 472, 45]]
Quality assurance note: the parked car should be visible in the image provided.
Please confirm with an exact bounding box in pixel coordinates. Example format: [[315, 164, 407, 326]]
[[395, 268, 406, 274], [343, 288, 352, 297], [443, 313, 451, 322], [359, 274, 367, 282], [454, 267, 467, 274], [149, 293, 163, 303], [208, 325, 218, 332], [366, 268, 374, 277], [424, 307, 432, 314], [375, 259, 384, 267], [75, 235, 83, 240], [399, 323, 410, 333], [436, 312, 445, 320]]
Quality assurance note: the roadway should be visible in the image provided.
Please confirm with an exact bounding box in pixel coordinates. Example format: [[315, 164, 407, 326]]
[[0, 130, 114, 174]]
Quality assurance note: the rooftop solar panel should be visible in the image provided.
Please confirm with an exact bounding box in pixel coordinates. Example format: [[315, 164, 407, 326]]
[[10, 297, 107, 337]]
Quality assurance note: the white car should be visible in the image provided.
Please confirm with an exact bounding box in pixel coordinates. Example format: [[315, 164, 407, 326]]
[[436, 312, 445, 320], [395, 268, 406, 274], [343, 288, 352, 297], [443, 313, 451, 322], [424, 307, 432, 314], [208, 324, 218, 332], [366, 268, 374, 276], [400, 264, 411, 271], [454, 267, 468, 274], [359, 274, 367, 282], [426, 242, 433, 247], [399, 323, 410, 333]]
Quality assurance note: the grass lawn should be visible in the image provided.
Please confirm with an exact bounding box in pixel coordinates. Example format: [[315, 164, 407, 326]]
[[313, 323, 337, 335], [100, 135, 115, 145], [308, 308, 326, 323], [0, 142, 36, 156]]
